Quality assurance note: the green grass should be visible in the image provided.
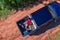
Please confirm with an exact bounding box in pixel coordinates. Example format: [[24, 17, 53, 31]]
[[46, 30, 60, 40], [0, 8, 11, 18], [56, 30, 60, 40], [0, 0, 37, 18]]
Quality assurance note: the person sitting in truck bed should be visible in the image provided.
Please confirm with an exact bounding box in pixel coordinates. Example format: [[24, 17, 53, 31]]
[[23, 17, 34, 30]]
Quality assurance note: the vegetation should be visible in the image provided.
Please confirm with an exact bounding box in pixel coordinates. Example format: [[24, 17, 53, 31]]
[[0, 8, 11, 18], [45, 30, 60, 40], [55, 30, 60, 40], [0, 0, 38, 18]]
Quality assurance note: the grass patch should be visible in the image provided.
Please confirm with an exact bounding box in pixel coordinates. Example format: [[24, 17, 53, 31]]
[[0, 0, 38, 18], [0, 8, 12, 18], [45, 30, 60, 40], [56, 30, 60, 40]]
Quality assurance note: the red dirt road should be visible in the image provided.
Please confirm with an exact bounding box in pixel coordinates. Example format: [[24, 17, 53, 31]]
[[0, 1, 60, 40]]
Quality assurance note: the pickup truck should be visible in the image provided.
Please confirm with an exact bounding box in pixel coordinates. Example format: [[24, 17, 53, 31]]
[[16, 1, 60, 36]]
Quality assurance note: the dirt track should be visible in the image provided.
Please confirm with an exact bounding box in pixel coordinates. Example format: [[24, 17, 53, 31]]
[[0, 1, 60, 40]]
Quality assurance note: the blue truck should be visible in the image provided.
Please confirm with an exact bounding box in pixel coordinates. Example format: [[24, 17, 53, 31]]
[[16, 1, 60, 36]]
